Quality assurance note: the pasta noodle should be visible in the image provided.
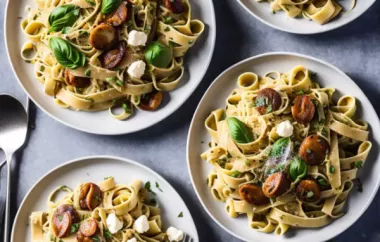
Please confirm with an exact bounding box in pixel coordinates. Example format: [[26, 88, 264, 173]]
[[30, 177, 182, 241], [21, 0, 204, 120], [256, 0, 356, 24], [201, 66, 371, 235]]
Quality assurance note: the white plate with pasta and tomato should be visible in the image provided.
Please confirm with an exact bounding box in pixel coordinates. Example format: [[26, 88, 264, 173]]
[[5, 0, 215, 134], [187, 52, 380, 241]]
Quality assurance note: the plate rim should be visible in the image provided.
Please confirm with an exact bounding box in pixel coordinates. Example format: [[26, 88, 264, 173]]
[[186, 51, 380, 241], [4, 0, 216, 135], [11, 155, 199, 242], [235, 0, 377, 34]]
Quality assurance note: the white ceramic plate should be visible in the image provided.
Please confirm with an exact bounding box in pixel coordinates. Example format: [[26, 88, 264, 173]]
[[12, 156, 198, 242], [187, 52, 380, 242], [5, 0, 215, 135], [237, 0, 376, 34]]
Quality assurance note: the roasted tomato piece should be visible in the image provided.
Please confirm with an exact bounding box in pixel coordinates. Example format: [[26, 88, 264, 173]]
[[89, 24, 117, 50], [239, 183, 269, 206], [79, 218, 98, 237], [163, 0, 185, 14], [255, 88, 282, 115], [76, 231, 97, 242], [99, 41, 126, 69], [139, 91, 164, 111], [296, 179, 321, 202], [262, 172, 290, 198], [105, 2, 128, 27], [79, 183, 102, 210], [52, 204, 79, 238], [291, 95, 315, 124], [64, 69, 91, 87], [299, 135, 329, 165]]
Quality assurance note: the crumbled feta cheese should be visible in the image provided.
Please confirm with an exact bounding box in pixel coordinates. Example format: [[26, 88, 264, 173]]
[[276, 120, 294, 137], [106, 213, 124, 234], [166, 226, 184, 242], [133, 215, 150, 233], [127, 60, 146, 79], [128, 30, 148, 46], [127, 238, 137, 242]]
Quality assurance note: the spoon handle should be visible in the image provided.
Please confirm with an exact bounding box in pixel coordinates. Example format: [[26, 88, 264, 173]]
[[4, 153, 13, 242]]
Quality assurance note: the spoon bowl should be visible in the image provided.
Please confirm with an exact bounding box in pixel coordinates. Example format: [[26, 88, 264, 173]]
[[0, 94, 28, 242]]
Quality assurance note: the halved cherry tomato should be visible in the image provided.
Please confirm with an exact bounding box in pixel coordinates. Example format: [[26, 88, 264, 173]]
[[291, 95, 315, 124], [52, 204, 79, 238], [89, 24, 117, 50], [139, 91, 164, 111], [299, 135, 329, 165], [296, 179, 321, 202], [262, 172, 290, 197], [163, 0, 185, 14], [255, 88, 282, 115], [100, 42, 126, 69], [64, 69, 91, 87], [239, 183, 269, 205], [76, 231, 96, 242], [79, 183, 102, 211], [105, 2, 128, 26], [79, 218, 98, 237]]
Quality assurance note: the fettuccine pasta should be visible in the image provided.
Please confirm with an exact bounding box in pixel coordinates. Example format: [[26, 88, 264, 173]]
[[21, 0, 204, 120], [201, 66, 371, 235], [30, 178, 184, 241], [257, 0, 356, 24]]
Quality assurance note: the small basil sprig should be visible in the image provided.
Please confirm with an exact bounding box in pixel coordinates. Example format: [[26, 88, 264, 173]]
[[289, 157, 308, 181], [269, 137, 290, 157], [144, 42, 173, 68], [101, 0, 122, 14], [227, 117, 253, 143], [48, 4, 80, 33], [49, 37, 86, 69]]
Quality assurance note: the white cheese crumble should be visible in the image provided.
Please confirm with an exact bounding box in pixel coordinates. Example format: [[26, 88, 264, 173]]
[[106, 213, 123, 234], [133, 215, 150, 233], [276, 120, 294, 137], [128, 30, 148, 46], [127, 238, 137, 242], [166, 226, 184, 241], [127, 60, 146, 79]]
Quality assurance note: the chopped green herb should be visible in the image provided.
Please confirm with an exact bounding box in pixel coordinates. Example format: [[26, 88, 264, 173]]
[[178, 212, 183, 217], [245, 160, 251, 167], [169, 41, 181, 47], [217, 158, 227, 168], [144, 181, 156, 195], [33, 14, 38, 20], [91, 236, 100, 242], [272, 10, 276, 14], [164, 16, 174, 24], [188, 40, 194, 45], [227, 152, 232, 158], [84, 69, 91, 77], [62, 27, 71, 34], [86, 0, 96, 6], [122, 103, 131, 114], [164, 26, 170, 32], [230, 170, 241, 178], [85, 97, 94, 102], [306, 191, 314, 198], [351, 161, 363, 169], [317, 177, 329, 187], [103, 229, 112, 239], [111, 98, 119, 106], [329, 166, 335, 174], [70, 223, 79, 234], [104, 176, 113, 180], [115, 80, 124, 86], [155, 182, 163, 192], [106, 77, 117, 82], [40, 66, 45, 72]]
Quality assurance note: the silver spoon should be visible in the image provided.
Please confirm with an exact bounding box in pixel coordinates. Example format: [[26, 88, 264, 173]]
[[0, 97, 29, 168], [0, 95, 28, 242]]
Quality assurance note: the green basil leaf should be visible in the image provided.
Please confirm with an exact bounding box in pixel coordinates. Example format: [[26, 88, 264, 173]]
[[101, 0, 122, 14], [49, 37, 86, 69], [269, 137, 290, 157], [144, 41, 173, 68], [49, 5, 80, 32], [227, 117, 253, 144], [289, 157, 308, 181]]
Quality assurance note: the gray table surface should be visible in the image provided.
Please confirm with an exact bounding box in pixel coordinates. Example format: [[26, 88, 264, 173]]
[[1, 0, 380, 241]]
